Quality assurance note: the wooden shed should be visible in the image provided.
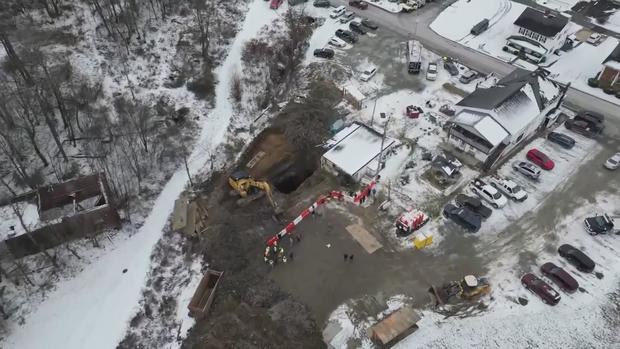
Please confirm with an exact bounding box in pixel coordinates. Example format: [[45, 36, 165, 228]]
[[367, 306, 421, 348]]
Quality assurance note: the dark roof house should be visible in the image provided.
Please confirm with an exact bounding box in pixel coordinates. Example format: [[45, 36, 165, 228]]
[[513, 8, 569, 37]]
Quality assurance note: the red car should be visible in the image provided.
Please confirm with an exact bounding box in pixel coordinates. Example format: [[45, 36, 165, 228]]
[[349, 0, 368, 9], [521, 273, 561, 305], [527, 148, 554, 170], [540, 262, 579, 293], [270, 0, 283, 9]]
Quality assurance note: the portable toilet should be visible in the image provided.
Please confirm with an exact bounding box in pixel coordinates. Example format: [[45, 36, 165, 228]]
[[330, 119, 345, 135]]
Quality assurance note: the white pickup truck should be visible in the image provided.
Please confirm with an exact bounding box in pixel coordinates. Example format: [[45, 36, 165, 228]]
[[470, 179, 507, 208], [488, 176, 528, 202]]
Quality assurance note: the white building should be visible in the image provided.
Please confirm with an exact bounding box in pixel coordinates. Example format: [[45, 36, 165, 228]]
[[322, 122, 396, 181], [504, 8, 570, 63], [448, 69, 562, 169]]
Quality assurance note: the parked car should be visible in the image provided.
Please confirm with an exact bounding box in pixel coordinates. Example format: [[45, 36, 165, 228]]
[[470, 179, 507, 209], [339, 11, 355, 23], [443, 203, 482, 232], [527, 148, 554, 170], [587, 32, 604, 45], [604, 152, 620, 170], [349, 21, 367, 35], [361, 18, 378, 30], [335, 29, 357, 43], [455, 194, 492, 219], [443, 57, 459, 76], [313, 0, 331, 7], [547, 131, 575, 149], [565, 119, 602, 138], [521, 273, 561, 305], [360, 66, 377, 82], [313, 48, 334, 59], [270, 0, 284, 9], [349, 0, 368, 9], [328, 36, 347, 48], [459, 70, 478, 84], [426, 62, 438, 81], [541, 262, 579, 293], [488, 176, 527, 202], [558, 244, 595, 273], [576, 110, 605, 125], [512, 161, 541, 180], [330, 5, 346, 18], [470, 18, 489, 35], [288, 0, 308, 5], [584, 213, 615, 235]]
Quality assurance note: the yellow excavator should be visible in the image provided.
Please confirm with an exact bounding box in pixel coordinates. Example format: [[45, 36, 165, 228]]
[[228, 170, 281, 214]]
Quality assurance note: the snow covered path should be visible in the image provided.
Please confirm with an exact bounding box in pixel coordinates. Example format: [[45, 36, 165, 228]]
[[3, 2, 278, 348]]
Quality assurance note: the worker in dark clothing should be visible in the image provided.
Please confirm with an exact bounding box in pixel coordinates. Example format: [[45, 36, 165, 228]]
[[344, 253, 348, 261], [289, 252, 294, 261], [349, 254, 354, 262]]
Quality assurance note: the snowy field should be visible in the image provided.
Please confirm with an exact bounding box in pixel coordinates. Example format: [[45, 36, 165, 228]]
[[534, 0, 583, 12], [399, 191, 620, 348], [324, 126, 620, 348], [548, 37, 620, 105], [366, 0, 402, 13], [430, 0, 620, 105], [595, 10, 620, 34], [2, 1, 282, 349], [429, 0, 513, 42]]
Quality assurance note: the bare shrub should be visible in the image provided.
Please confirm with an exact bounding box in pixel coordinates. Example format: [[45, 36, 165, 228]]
[[187, 64, 217, 100], [230, 70, 243, 103]]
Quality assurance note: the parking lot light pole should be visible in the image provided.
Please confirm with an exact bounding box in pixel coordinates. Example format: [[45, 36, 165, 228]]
[[374, 114, 392, 179]]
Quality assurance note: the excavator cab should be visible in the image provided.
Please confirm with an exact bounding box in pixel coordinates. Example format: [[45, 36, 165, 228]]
[[228, 170, 282, 216]]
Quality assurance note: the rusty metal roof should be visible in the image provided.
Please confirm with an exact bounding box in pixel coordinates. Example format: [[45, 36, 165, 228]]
[[37, 173, 106, 212], [368, 307, 421, 345]]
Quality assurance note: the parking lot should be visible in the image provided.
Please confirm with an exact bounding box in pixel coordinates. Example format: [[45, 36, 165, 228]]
[[271, 5, 620, 347]]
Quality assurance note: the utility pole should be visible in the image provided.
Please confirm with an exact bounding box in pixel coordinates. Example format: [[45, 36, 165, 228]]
[[369, 97, 378, 126], [374, 114, 392, 179], [184, 154, 194, 189]]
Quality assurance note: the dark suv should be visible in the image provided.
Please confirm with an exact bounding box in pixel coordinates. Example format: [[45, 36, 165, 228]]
[[443, 203, 482, 232], [576, 110, 605, 125], [547, 131, 575, 149], [455, 194, 492, 219], [558, 244, 595, 273], [349, 21, 367, 35], [335, 29, 357, 44], [313, 48, 334, 59], [584, 213, 614, 235], [566, 119, 603, 138], [540, 262, 579, 293], [521, 273, 561, 305]]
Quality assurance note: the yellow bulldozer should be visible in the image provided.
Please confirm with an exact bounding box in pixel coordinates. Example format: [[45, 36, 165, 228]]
[[429, 275, 491, 306], [228, 170, 281, 214]]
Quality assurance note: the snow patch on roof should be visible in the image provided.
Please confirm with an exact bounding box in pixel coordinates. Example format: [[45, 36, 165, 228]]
[[323, 123, 396, 176], [492, 89, 541, 135], [475, 116, 509, 146]]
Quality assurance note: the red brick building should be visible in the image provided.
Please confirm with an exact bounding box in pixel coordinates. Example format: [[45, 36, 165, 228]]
[[598, 44, 620, 88]]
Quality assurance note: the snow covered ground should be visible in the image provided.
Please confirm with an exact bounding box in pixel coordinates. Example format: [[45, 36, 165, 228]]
[[366, 0, 403, 13], [534, 0, 583, 12], [324, 126, 620, 348], [2, 1, 281, 348], [429, 0, 513, 42], [430, 0, 620, 105], [398, 190, 620, 348], [0, 203, 39, 240], [548, 37, 620, 105], [595, 10, 620, 34]]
